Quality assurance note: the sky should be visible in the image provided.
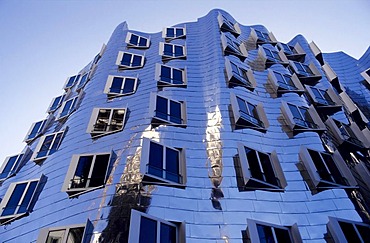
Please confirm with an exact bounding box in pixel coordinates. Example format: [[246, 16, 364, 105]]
[[0, 0, 369, 166]]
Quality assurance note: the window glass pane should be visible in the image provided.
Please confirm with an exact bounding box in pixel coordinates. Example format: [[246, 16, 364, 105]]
[[258, 152, 276, 185], [274, 228, 292, 243], [237, 97, 248, 115], [166, 148, 179, 183], [66, 227, 85, 243], [49, 132, 63, 155], [322, 153, 344, 184], [121, 53, 131, 66], [110, 109, 125, 132], [175, 28, 184, 37], [123, 78, 135, 93], [139, 216, 157, 243], [164, 44, 173, 56], [174, 46, 183, 57], [257, 224, 274, 243], [46, 230, 65, 243], [130, 34, 139, 45], [50, 96, 63, 111], [339, 221, 361, 243], [71, 156, 93, 189], [18, 181, 38, 214], [89, 154, 110, 187], [132, 55, 142, 67], [169, 101, 182, 124], [2, 183, 27, 216], [160, 222, 177, 243], [308, 150, 333, 183], [245, 148, 263, 180], [172, 69, 183, 84], [139, 37, 147, 47], [94, 109, 111, 132], [111, 77, 123, 94], [357, 224, 370, 242], [78, 73, 89, 89], [161, 66, 171, 82], [156, 96, 168, 121], [60, 99, 73, 117], [1, 156, 18, 178], [37, 135, 54, 158], [29, 121, 43, 139], [288, 104, 302, 120], [149, 142, 164, 178], [166, 28, 175, 38]]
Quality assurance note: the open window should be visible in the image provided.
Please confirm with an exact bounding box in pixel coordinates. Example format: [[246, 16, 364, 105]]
[[289, 61, 322, 84], [159, 42, 186, 61], [57, 93, 82, 120], [155, 63, 187, 88], [104, 75, 138, 98], [140, 138, 186, 188], [230, 93, 268, 132], [277, 42, 306, 62], [221, 33, 248, 61], [150, 93, 187, 127], [0, 175, 45, 225], [125, 32, 150, 49], [267, 69, 304, 95], [129, 209, 185, 243], [236, 143, 286, 191], [86, 108, 127, 138], [24, 116, 53, 143], [62, 151, 114, 197], [250, 28, 278, 45], [116, 51, 145, 70], [327, 217, 370, 243], [217, 12, 241, 36], [225, 58, 256, 90], [281, 101, 326, 135], [162, 27, 186, 40], [0, 149, 30, 182], [305, 85, 342, 115], [258, 46, 289, 68], [245, 219, 302, 243], [31, 129, 67, 162], [63, 74, 80, 90], [37, 219, 93, 243], [299, 146, 357, 192]]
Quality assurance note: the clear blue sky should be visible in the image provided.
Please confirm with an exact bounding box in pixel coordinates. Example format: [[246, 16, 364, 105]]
[[0, 0, 369, 165]]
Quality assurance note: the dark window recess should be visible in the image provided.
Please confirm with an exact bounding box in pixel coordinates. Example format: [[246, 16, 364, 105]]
[[288, 104, 317, 129]]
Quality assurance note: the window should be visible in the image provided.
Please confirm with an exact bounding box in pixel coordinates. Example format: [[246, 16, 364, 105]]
[[277, 43, 294, 55], [252, 29, 277, 45], [245, 219, 302, 243], [221, 33, 247, 60], [277, 42, 306, 62], [62, 152, 113, 197], [116, 51, 145, 69], [0, 151, 28, 181], [63, 74, 80, 90], [289, 61, 321, 83], [299, 146, 357, 191], [37, 220, 93, 243], [86, 108, 127, 138], [24, 117, 51, 143], [104, 75, 138, 98], [155, 63, 187, 87], [236, 143, 286, 191], [140, 139, 186, 187], [305, 86, 342, 114], [281, 101, 326, 134], [230, 94, 268, 131], [76, 66, 96, 91], [327, 217, 370, 243], [260, 46, 288, 66], [225, 59, 256, 90], [267, 70, 304, 94], [308, 87, 335, 105], [125, 32, 150, 48], [162, 27, 186, 40], [32, 129, 66, 162], [150, 94, 187, 127], [129, 209, 184, 243], [159, 42, 186, 60], [0, 176, 44, 225], [58, 94, 81, 120], [47, 93, 67, 113], [217, 12, 240, 36]]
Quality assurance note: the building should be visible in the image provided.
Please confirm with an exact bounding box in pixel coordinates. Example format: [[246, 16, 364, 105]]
[[0, 9, 369, 242]]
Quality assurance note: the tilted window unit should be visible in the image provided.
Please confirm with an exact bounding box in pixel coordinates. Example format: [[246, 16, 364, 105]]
[[129, 209, 185, 243], [150, 93, 187, 127], [162, 27, 186, 40], [277, 42, 306, 62], [225, 58, 256, 90], [327, 217, 370, 243], [217, 12, 241, 36], [236, 143, 287, 191], [220, 33, 248, 61], [24, 116, 53, 143], [258, 46, 289, 67], [230, 93, 268, 132], [339, 91, 369, 131], [305, 85, 342, 116], [76, 65, 97, 91], [155, 63, 187, 88], [57, 93, 82, 120], [159, 42, 186, 60], [288, 60, 322, 84], [104, 75, 138, 98], [62, 151, 114, 197], [250, 28, 278, 45], [63, 74, 80, 90], [0, 175, 45, 225], [86, 108, 127, 138], [140, 139, 186, 188], [47, 92, 69, 113], [125, 32, 150, 49], [116, 51, 145, 70], [281, 101, 326, 135], [299, 146, 357, 192], [31, 129, 67, 162], [245, 219, 302, 243], [0, 149, 30, 182], [267, 69, 304, 95]]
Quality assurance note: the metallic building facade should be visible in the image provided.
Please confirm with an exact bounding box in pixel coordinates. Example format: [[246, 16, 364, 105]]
[[0, 9, 369, 242]]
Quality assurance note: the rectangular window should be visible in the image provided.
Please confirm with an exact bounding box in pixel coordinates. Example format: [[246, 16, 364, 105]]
[[263, 47, 282, 62], [140, 139, 186, 187], [271, 71, 301, 92], [162, 27, 186, 39], [217, 12, 240, 36], [287, 103, 316, 129], [125, 32, 150, 48], [255, 29, 271, 43], [328, 217, 370, 243], [76, 71, 90, 91], [58, 95, 81, 120], [277, 42, 294, 55], [87, 108, 127, 138], [0, 153, 25, 181], [237, 143, 286, 191], [104, 75, 138, 98], [63, 74, 80, 90], [151, 94, 186, 127], [225, 59, 256, 90], [289, 61, 322, 84], [62, 152, 113, 197], [24, 118, 49, 143], [0, 176, 44, 225], [32, 130, 66, 162], [116, 51, 145, 69], [310, 87, 335, 105], [334, 119, 364, 148], [47, 93, 66, 113], [155, 63, 186, 87], [221, 33, 247, 60], [159, 42, 186, 60]]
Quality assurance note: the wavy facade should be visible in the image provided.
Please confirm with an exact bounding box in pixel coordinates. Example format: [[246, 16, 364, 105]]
[[0, 9, 369, 242]]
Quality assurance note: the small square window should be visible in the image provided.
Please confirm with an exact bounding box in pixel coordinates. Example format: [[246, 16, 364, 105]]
[[267, 70, 304, 95], [104, 75, 138, 98], [236, 143, 286, 191], [125, 32, 150, 49], [252, 29, 277, 45], [305, 85, 342, 115], [150, 94, 187, 127], [140, 139, 186, 188], [217, 13, 241, 36], [129, 209, 185, 243], [225, 58, 256, 90], [58, 94, 82, 120], [327, 217, 370, 243], [221, 33, 248, 61], [62, 151, 113, 197], [159, 42, 186, 60], [0, 150, 29, 181], [24, 117, 52, 143], [116, 51, 145, 70], [155, 63, 187, 87], [0, 176, 45, 225], [162, 27, 186, 40], [260, 46, 289, 67], [289, 60, 322, 84], [86, 108, 127, 138], [32, 129, 66, 162], [230, 93, 268, 132], [47, 93, 68, 113], [277, 42, 306, 61], [63, 74, 81, 90]]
